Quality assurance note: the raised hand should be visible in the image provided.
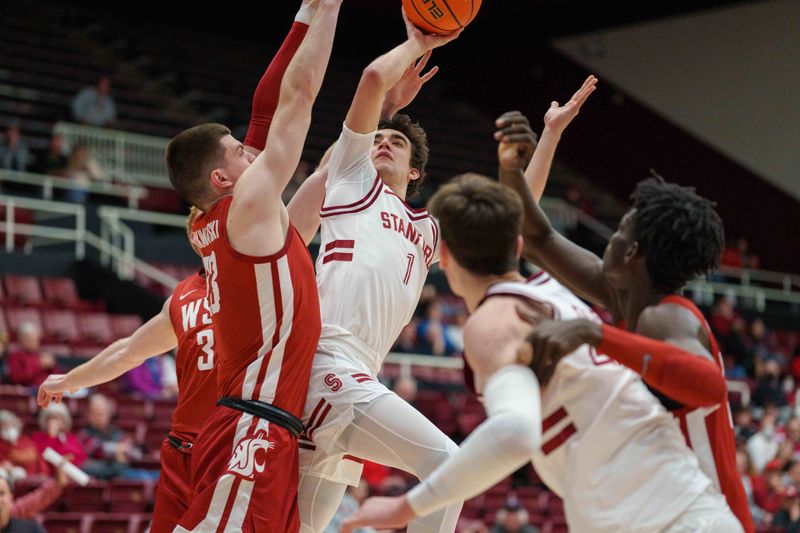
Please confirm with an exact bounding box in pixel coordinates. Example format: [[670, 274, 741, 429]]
[[402, 8, 462, 52], [494, 111, 538, 172], [543, 75, 597, 136], [383, 50, 439, 118]]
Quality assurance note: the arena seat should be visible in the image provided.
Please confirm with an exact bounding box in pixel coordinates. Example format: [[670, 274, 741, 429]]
[[78, 312, 116, 344], [41, 512, 87, 533], [3, 275, 44, 306], [42, 309, 81, 342], [110, 315, 144, 338], [62, 482, 107, 512], [4, 306, 43, 336], [108, 480, 153, 513], [41, 277, 82, 309]]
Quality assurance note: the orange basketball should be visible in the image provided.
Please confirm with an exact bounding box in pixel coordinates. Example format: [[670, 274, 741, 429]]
[[402, 0, 482, 35]]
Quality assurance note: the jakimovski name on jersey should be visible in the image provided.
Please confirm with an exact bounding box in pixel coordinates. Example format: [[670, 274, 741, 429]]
[[380, 211, 435, 267], [190, 220, 220, 250]]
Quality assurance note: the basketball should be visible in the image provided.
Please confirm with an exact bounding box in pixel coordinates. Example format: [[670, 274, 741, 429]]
[[402, 0, 482, 35]]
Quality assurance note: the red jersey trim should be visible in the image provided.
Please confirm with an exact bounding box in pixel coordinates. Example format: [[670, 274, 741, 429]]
[[383, 190, 432, 221], [217, 196, 299, 264]]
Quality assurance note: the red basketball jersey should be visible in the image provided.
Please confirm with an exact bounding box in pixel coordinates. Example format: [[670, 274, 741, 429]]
[[190, 196, 321, 418], [662, 295, 754, 533], [167, 271, 218, 443]]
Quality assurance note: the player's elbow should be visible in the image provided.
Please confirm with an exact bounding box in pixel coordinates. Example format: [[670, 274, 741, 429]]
[[492, 413, 541, 460], [361, 64, 390, 91]]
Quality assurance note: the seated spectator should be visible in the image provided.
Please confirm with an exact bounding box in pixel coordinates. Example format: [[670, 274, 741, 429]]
[[78, 394, 141, 480], [71, 75, 116, 127], [0, 472, 46, 533], [564, 185, 594, 217], [721, 238, 745, 268], [734, 406, 757, 442], [748, 412, 780, 473], [416, 301, 458, 356], [491, 499, 539, 533], [753, 459, 791, 518], [738, 447, 766, 524], [774, 494, 800, 533], [324, 480, 375, 533], [31, 133, 68, 177], [281, 160, 311, 204], [64, 144, 105, 204], [0, 331, 9, 382], [445, 309, 467, 353], [725, 316, 754, 377], [1, 463, 68, 519], [709, 297, 736, 339], [392, 321, 420, 354], [753, 360, 788, 410], [0, 123, 30, 173], [393, 376, 418, 403], [0, 411, 46, 478], [7, 323, 56, 388], [124, 356, 166, 399], [30, 403, 86, 473]]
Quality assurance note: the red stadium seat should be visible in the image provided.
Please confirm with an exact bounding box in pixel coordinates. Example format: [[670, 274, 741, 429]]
[[0, 389, 34, 415], [42, 309, 81, 342], [90, 512, 138, 533], [78, 312, 116, 344], [62, 481, 107, 512], [4, 307, 43, 337], [41, 277, 82, 309], [41, 512, 87, 533], [143, 422, 172, 452], [110, 314, 144, 338], [3, 275, 44, 306], [151, 398, 177, 423], [108, 480, 153, 513]]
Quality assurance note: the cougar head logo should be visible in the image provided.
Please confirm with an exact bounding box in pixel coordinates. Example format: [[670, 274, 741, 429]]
[[227, 432, 274, 478]]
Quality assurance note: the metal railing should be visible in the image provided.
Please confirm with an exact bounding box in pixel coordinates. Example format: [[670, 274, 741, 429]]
[[0, 195, 86, 258], [53, 122, 171, 188], [0, 169, 148, 208]]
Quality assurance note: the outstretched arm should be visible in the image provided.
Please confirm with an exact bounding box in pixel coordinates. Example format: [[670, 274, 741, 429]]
[[37, 299, 177, 407], [286, 146, 334, 245], [227, 0, 343, 256], [344, 11, 459, 135], [341, 297, 542, 532], [243, 2, 316, 155], [496, 77, 612, 308]]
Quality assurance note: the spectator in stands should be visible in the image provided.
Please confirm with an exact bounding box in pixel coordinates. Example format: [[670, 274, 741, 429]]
[[491, 499, 539, 533], [3, 462, 69, 519], [392, 321, 420, 354], [6, 323, 56, 388], [123, 355, 166, 399], [445, 309, 467, 353], [0, 472, 46, 533], [281, 159, 311, 204], [753, 459, 790, 519], [31, 133, 69, 177], [0, 331, 9, 382], [774, 494, 800, 532], [0, 122, 30, 173], [748, 411, 780, 473], [709, 296, 736, 339], [564, 185, 594, 218], [0, 411, 46, 479], [749, 318, 774, 370], [725, 316, 754, 377], [393, 376, 418, 403], [416, 301, 458, 356], [31, 403, 86, 473], [71, 75, 116, 127], [324, 481, 376, 533], [64, 143, 104, 204], [737, 447, 766, 524], [721, 238, 745, 268], [734, 406, 757, 442], [78, 394, 142, 480], [753, 360, 788, 410]]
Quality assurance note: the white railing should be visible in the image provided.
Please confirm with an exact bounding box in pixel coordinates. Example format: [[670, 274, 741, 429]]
[[53, 122, 171, 188], [540, 197, 615, 241], [0, 195, 86, 258], [97, 205, 187, 289], [0, 169, 148, 208]]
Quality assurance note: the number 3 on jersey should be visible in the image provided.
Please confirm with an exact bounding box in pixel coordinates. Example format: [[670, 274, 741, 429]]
[[196, 329, 214, 371], [202, 252, 221, 315]]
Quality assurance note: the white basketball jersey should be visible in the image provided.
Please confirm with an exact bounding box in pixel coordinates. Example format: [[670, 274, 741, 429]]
[[485, 272, 711, 532], [315, 125, 439, 375]]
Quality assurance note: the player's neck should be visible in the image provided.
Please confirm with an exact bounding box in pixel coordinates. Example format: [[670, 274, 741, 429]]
[[463, 270, 525, 313], [618, 276, 673, 330]]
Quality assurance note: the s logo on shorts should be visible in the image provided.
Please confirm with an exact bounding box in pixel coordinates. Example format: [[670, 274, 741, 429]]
[[228, 432, 274, 478], [324, 373, 343, 392]]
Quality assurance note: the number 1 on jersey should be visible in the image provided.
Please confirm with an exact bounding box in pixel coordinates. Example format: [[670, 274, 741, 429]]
[[404, 253, 415, 285]]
